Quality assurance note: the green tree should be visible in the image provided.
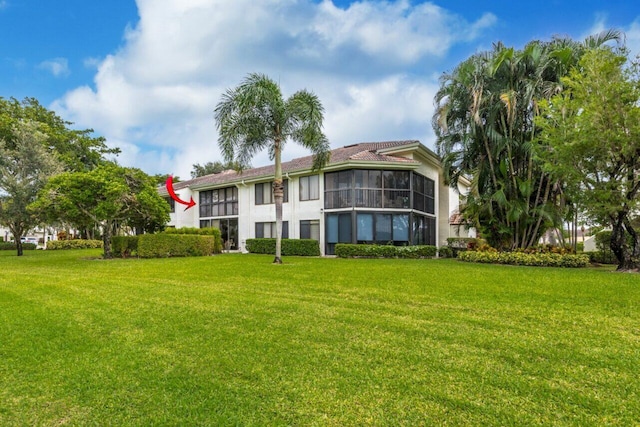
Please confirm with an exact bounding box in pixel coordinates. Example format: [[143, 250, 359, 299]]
[[536, 48, 640, 271], [0, 97, 119, 171], [190, 160, 249, 178], [151, 173, 179, 186], [0, 121, 63, 255], [32, 163, 170, 258], [433, 31, 621, 250], [215, 73, 330, 263]]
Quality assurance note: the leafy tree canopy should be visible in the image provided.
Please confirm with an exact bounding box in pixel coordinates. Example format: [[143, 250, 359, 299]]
[[0, 97, 119, 171], [536, 47, 640, 271], [32, 163, 170, 258], [0, 121, 63, 255], [433, 31, 621, 250], [190, 160, 250, 178]]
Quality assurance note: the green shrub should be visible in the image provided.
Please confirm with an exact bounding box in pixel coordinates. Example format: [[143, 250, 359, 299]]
[[458, 250, 590, 268], [335, 244, 438, 259], [588, 251, 618, 265], [595, 230, 612, 251], [515, 244, 574, 255], [0, 242, 37, 251], [438, 246, 453, 258], [137, 234, 217, 258], [245, 239, 320, 256], [164, 227, 223, 254], [112, 236, 139, 258], [46, 239, 103, 250]]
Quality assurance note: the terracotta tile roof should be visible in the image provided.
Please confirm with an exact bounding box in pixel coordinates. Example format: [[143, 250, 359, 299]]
[[163, 140, 422, 193], [449, 211, 470, 225]]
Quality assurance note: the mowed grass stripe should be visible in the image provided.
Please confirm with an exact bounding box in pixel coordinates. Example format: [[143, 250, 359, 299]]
[[0, 250, 638, 425]]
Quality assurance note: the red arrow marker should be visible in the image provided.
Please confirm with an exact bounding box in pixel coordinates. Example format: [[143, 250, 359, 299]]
[[165, 176, 196, 211]]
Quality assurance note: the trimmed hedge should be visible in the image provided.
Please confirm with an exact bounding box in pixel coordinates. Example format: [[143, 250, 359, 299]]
[[137, 234, 217, 258], [112, 236, 139, 258], [164, 227, 223, 254], [46, 240, 103, 250], [245, 239, 320, 256], [335, 244, 438, 259], [458, 250, 590, 268], [438, 246, 453, 258], [0, 242, 37, 251]]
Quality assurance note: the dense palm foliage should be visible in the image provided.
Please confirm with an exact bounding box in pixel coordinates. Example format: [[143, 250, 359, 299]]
[[215, 73, 330, 263], [433, 31, 621, 250]]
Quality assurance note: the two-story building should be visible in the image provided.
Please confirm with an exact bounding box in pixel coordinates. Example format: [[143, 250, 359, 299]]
[[162, 140, 467, 255]]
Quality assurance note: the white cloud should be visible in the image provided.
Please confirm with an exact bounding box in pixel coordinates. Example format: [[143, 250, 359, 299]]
[[53, 0, 495, 177], [625, 18, 640, 57], [38, 57, 70, 77]]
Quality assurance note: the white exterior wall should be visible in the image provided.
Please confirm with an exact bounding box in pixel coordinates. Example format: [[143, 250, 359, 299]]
[[448, 181, 476, 239], [168, 175, 325, 253], [167, 187, 198, 229], [165, 144, 456, 255]]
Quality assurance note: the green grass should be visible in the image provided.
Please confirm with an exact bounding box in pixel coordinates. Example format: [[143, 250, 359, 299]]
[[0, 250, 638, 426]]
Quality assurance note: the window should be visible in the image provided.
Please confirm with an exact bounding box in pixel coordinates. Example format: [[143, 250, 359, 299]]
[[255, 180, 288, 205], [300, 220, 320, 240], [255, 221, 289, 238], [201, 218, 238, 249], [199, 187, 238, 217], [383, 171, 410, 208], [299, 175, 319, 201], [356, 213, 374, 242], [354, 170, 382, 208], [356, 213, 409, 244], [326, 213, 352, 254], [376, 214, 392, 242], [412, 173, 435, 214], [164, 197, 175, 213], [412, 214, 436, 246], [393, 214, 409, 241], [324, 171, 353, 209]]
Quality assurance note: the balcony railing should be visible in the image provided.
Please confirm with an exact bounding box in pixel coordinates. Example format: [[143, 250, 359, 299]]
[[355, 189, 382, 208], [326, 188, 410, 209], [325, 189, 352, 209]]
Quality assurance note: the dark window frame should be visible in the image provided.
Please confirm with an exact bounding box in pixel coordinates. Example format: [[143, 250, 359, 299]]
[[299, 175, 320, 201], [199, 186, 238, 218], [255, 221, 289, 239], [300, 219, 320, 240], [255, 179, 289, 205]]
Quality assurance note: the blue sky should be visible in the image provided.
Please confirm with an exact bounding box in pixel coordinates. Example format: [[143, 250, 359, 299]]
[[2, 0, 639, 177]]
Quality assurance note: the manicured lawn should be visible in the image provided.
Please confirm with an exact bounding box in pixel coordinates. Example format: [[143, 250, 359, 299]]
[[0, 250, 638, 426]]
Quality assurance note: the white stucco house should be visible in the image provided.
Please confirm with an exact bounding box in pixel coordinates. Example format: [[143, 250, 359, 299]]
[[161, 140, 468, 255]]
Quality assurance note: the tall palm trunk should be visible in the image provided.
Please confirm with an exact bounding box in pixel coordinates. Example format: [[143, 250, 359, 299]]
[[273, 139, 283, 264]]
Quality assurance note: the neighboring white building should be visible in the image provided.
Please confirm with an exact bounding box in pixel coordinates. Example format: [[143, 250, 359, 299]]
[[161, 140, 466, 255]]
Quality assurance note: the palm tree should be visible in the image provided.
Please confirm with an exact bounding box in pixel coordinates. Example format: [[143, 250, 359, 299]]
[[215, 73, 330, 263], [433, 31, 621, 250]]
